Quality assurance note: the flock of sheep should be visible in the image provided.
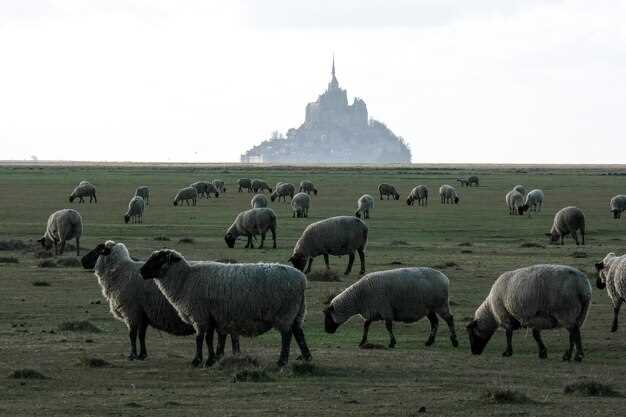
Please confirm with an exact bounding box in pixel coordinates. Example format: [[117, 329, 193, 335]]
[[34, 176, 626, 367]]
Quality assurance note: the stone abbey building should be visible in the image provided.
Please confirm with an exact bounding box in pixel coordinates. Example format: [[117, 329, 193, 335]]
[[241, 59, 411, 164]]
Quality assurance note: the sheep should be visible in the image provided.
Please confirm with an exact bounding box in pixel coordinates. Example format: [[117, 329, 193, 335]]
[[271, 183, 295, 202], [406, 185, 428, 207], [139, 249, 312, 367], [173, 187, 198, 206], [466, 264, 591, 361], [505, 190, 527, 215], [594, 253, 626, 332], [212, 180, 226, 193], [439, 185, 459, 204], [546, 206, 585, 245], [378, 183, 400, 200], [224, 208, 277, 249], [522, 189, 544, 214], [467, 175, 480, 187], [124, 196, 145, 224], [513, 184, 526, 196], [323, 267, 458, 349], [250, 193, 269, 209], [289, 216, 368, 275], [355, 194, 374, 219], [609, 195, 626, 219], [456, 178, 469, 187], [251, 178, 272, 193], [190, 182, 219, 198], [38, 209, 82, 256], [238, 178, 253, 193], [299, 180, 318, 195], [69, 181, 97, 203], [291, 192, 311, 218], [135, 186, 150, 206]]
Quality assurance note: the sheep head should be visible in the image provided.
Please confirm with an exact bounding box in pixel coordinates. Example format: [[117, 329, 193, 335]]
[[595, 261, 607, 289], [81, 242, 112, 269], [466, 320, 494, 355], [124, 214, 131, 224], [37, 236, 53, 250], [288, 253, 307, 272], [612, 209, 621, 219], [323, 305, 340, 334], [140, 249, 182, 279], [224, 232, 237, 248]]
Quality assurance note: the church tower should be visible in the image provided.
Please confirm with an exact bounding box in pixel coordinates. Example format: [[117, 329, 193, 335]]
[[328, 55, 339, 90]]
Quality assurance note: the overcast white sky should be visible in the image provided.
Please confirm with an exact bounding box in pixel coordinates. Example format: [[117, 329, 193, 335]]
[[1, 0, 625, 163]]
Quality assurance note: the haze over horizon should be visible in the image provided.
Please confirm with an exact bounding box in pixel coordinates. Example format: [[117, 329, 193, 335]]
[[1, 1, 625, 164]]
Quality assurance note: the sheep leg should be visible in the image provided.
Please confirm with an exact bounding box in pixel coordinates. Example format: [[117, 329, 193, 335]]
[[572, 326, 584, 361], [425, 312, 439, 346], [581, 231, 585, 245], [365, 209, 370, 219], [305, 258, 313, 274], [358, 320, 372, 347], [562, 327, 575, 361], [204, 327, 216, 367], [215, 333, 227, 358], [502, 328, 514, 356], [572, 231, 579, 246], [532, 329, 547, 359], [259, 232, 265, 249], [138, 320, 148, 360], [231, 335, 240, 355], [247, 234, 255, 249], [271, 226, 276, 248], [439, 311, 458, 347], [75, 237, 80, 256], [611, 299, 623, 332], [385, 320, 396, 348], [357, 248, 366, 275], [323, 254, 330, 269], [59, 240, 66, 255], [192, 331, 204, 367], [344, 252, 355, 275], [128, 324, 139, 360], [292, 323, 312, 361], [277, 329, 293, 367]]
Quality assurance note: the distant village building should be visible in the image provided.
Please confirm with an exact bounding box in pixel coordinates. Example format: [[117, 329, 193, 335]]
[[241, 59, 411, 164]]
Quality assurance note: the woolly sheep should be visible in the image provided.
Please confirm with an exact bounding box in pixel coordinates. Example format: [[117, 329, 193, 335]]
[[406, 185, 428, 207], [212, 179, 226, 193], [467, 264, 591, 361], [505, 190, 527, 215], [324, 267, 458, 349], [609, 195, 626, 219], [289, 216, 368, 275], [238, 178, 253, 193], [124, 196, 145, 224], [439, 185, 459, 204], [224, 207, 277, 249], [299, 180, 318, 195], [251, 178, 272, 193], [546, 206, 585, 245], [271, 183, 295, 202], [522, 189, 544, 213], [378, 183, 400, 200], [38, 209, 82, 256], [135, 186, 150, 206], [291, 192, 311, 218], [139, 249, 312, 367], [355, 194, 374, 219], [69, 181, 97, 204], [467, 175, 479, 187], [173, 187, 198, 206], [250, 193, 269, 209], [190, 181, 219, 199], [456, 178, 469, 187], [513, 185, 526, 196], [595, 253, 626, 332]]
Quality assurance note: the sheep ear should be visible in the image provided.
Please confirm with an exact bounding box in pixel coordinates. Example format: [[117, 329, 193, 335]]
[[595, 262, 604, 272], [466, 320, 477, 330], [37, 237, 45, 244], [167, 252, 181, 264]]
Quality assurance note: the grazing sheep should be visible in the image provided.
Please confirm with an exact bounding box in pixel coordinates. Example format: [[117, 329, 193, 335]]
[[299, 180, 318, 195], [324, 267, 458, 349], [595, 253, 626, 332], [406, 185, 428, 207], [291, 192, 311, 218], [378, 183, 400, 200], [212, 180, 226, 193], [505, 190, 527, 215], [250, 194, 269, 209], [513, 185, 526, 196], [139, 249, 312, 367], [173, 187, 198, 206], [439, 185, 460, 204], [522, 189, 544, 214], [271, 183, 295, 202], [609, 195, 626, 219], [124, 196, 145, 224], [224, 208, 277, 249], [467, 264, 591, 361], [135, 186, 150, 206], [355, 194, 374, 219], [456, 178, 469, 187], [289, 216, 368, 275], [238, 178, 253, 193], [467, 175, 480, 187], [190, 182, 219, 198], [251, 179, 272, 194], [547, 206, 586, 245], [69, 181, 97, 204], [38, 209, 82, 256]]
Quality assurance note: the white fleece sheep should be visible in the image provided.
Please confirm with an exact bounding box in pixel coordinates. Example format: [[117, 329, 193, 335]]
[[124, 196, 145, 224], [467, 264, 592, 361], [69, 181, 97, 203], [291, 192, 311, 218], [505, 190, 526, 215], [406, 185, 428, 207], [378, 183, 400, 200], [271, 183, 295, 202], [251, 178, 272, 193], [547, 206, 586, 245], [135, 186, 150, 206], [439, 184, 459, 204], [173, 187, 198, 206], [355, 194, 374, 219], [299, 180, 318, 195], [289, 216, 368, 275], [212, 180, 226, 193], [595, 253, 626, 332], [324, 267, 458, 349], [513, 184, 526, 196], [139, 249, 312, 367], [250, 193, 269, 209], [523, 189, 544, 213], [609, 195, 626, 219], [190, 181, 219, 199], [224, 207, 277, 249], [238, 178, 253, 192], [38, 209, 82, 256]]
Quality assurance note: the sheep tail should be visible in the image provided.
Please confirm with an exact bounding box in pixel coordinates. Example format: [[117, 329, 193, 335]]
[[576, 291, 592, 327]]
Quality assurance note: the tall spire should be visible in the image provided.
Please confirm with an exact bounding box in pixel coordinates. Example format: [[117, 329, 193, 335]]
[[329, 54, 339, 90], [332, 54, 335, 78]]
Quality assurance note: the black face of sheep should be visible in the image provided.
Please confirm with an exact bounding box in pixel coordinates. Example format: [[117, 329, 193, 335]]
[[466, 320, 493, 355], [454, 197, 460, 204], [214, 192, 219, 198], [546, 232, 560, 243], [323, 306, 340, 334], [288, 253, 307, 272], [355, 211, 362, 219], [224, 233, 236, 248], [270, 194, 277, 202], [518, 205, 529, 215], [37, 237, 53, 251], [124, 214, 131, 224], [406, 198, 412, 206], [595, 262, 607, 289], [173, 200, 178, 206], [612, 209, 621, 219], [313, 189, 318, 195], [140, 250, 181, 280], [394, 193, 400, 200], [68, 196, 75, 203], [81, 243, 111, 269]]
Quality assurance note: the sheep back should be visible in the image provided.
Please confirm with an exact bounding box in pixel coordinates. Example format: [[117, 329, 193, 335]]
[[293, 216, 368, 258]]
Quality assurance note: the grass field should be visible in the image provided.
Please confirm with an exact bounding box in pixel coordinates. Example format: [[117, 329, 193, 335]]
[[1, 163, 626, 416]]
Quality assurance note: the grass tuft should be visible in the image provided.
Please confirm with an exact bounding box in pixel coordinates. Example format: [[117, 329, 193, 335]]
[[520, 242, 546, 248], [564, 381, 621, 397], [291, 362, 324, 377], [390, 240, 409, 246], [58, 321, 101, 333], [232, 368, 273, 383], [56, 257, 81, 267], [359, 342, 386, 350], [433, 261, 459, 269], [154, 236, 170, 241], [0, 256, 19, 264], [178, 237, 195, 244], [0, 239, 27, 251], [571, 251, 588, 259], [33, 249, 53, 259], [38, 259, 57, 268], [389, 260, 403, 265], [483, 388, 534, 404], [8, 369, 48, 379], [458, 242, 473, 247], [218, 355, 260, 371], [461, 249, 473, 254], [79, 357, 112, 368], [307, 270, 341, 282], [32, 281, 51, 287]]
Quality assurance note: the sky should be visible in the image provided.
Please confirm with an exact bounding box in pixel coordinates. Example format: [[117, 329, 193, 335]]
[[1, 0, 625, 164]]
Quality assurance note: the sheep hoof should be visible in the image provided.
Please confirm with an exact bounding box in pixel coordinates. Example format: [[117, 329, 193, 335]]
[[538, 349, 547, 359], [611, 324, 618, 332], [296, 354, 312, 362], [191, 358, 202, 367], [277, 359, 288, 367], [204, 358, 215, 368], [137, 353, 147, 360], [388, 342, 396, 349], [502, 350, 512, 357], [425, 338, 435, 347], [450, 336, 459, 347], [562, 351, 572, 362], [127, 353, 138, 361], [574, 353, 584, 362]]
